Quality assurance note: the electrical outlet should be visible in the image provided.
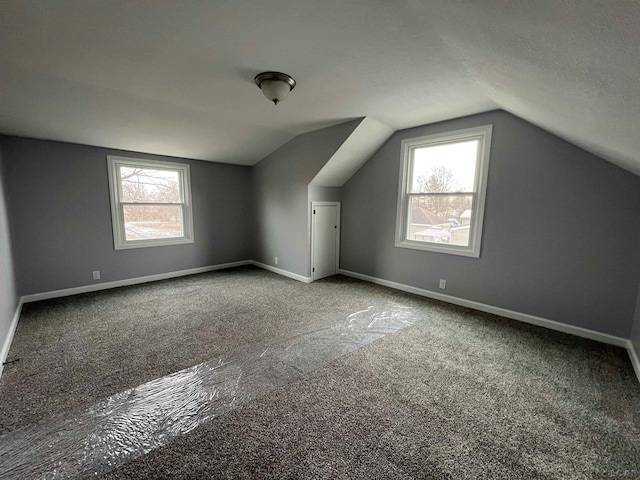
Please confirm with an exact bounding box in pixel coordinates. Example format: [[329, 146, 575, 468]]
[[439, 279, 446, 289], [275, 257, 278, 265], [92, 270, 101, 280]]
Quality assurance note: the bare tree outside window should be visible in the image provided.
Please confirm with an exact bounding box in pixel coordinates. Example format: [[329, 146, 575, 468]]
[[415, 166, 472, 220]]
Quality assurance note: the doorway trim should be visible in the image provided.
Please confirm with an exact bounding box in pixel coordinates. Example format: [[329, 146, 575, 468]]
[[310, 201, 341, 282]]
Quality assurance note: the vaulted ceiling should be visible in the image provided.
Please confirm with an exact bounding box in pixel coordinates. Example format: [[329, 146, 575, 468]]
[[1, 1, 639, 175]]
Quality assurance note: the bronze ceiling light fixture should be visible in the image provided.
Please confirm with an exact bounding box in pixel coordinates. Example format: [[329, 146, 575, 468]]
[[254, 71, 296, 105]]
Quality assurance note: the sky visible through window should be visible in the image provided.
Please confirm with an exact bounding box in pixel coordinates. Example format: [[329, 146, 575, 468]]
[[410, 140, 478, 192]]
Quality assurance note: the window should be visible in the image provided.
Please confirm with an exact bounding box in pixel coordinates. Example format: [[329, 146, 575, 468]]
[[395, 125, 492, 257], [107, 156, 194, 250]]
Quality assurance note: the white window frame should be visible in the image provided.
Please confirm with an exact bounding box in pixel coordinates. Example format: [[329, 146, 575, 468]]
[[395, 124, 492, 258], [107, 156, 194, 250]]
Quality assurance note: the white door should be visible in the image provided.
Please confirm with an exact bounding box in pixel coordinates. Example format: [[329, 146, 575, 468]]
[[312, 202, 340, 281]]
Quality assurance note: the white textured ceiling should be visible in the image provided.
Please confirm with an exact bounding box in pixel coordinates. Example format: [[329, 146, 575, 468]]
[[1, 1, 639, 173]]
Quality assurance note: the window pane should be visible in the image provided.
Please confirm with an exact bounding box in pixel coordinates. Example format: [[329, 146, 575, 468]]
[[407, 195, 474, 246], [120, 167, 181, 203], [410, 140, 478, 193], [123, 205, 184, 241]]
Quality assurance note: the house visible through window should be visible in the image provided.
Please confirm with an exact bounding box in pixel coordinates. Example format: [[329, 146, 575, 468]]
[[395, 125, 492, 257], [107, 156, 194, 250]]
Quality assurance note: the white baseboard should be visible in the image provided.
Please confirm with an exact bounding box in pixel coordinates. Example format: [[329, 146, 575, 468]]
[[0, 298, 24, 379], [338, 269, 628, 348], [21, 261, 253, 303], [628, 340, 640, 384], [20, 260, 313, 304], [250, 261, 312, 284]]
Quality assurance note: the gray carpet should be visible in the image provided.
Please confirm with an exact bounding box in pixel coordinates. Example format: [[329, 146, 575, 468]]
[[0, 266, 380, 432], [1, 266, 639, 478]]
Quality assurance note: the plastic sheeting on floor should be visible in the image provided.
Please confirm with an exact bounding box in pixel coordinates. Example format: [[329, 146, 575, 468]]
[[0, 302, 424, 479]]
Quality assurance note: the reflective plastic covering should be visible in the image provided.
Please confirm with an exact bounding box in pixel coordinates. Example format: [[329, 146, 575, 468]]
[[0, 302, 423, 479]]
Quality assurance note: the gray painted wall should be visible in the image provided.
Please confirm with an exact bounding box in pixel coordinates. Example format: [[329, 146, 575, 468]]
[[253, 120, 360, 277], [309, 186, 342, 203], [0, 143, 18, 360], [1, 136, 253, 296], [341, 110, 640, 338]]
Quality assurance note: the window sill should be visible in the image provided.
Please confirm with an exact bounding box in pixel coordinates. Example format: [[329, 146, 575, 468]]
[[394, 239, 480, 258], [114, 237, 194, 250]]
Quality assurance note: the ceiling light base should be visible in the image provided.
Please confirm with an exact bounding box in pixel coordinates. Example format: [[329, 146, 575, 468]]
[[254, 71, 296, 105]]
